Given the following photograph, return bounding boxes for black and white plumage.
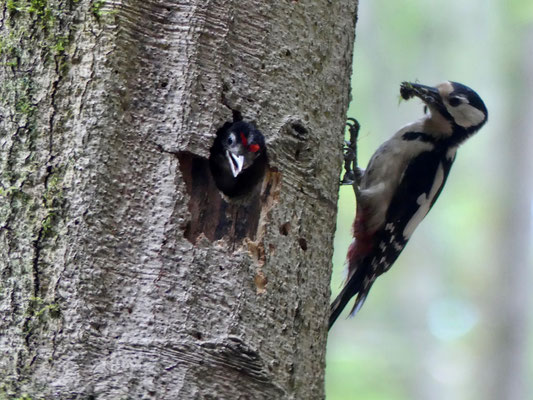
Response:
[209,121,267,199]
[329,81,488,329]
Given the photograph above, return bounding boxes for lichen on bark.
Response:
[0,0,358,398]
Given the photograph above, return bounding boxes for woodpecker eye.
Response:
[227,135,235,145]
[448,97,462,107]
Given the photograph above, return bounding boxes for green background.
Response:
[326,1,533,399]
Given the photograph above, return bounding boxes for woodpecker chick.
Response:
[209,121,267,199]
[329,81,488,329]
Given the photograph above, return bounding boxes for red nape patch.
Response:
[248,144,260,153]
[240,132,248,147]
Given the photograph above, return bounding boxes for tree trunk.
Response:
[485,25,533,400]
[0,0,357,398]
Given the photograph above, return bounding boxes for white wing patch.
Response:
[402,162,445,239]
[446,146,457,161]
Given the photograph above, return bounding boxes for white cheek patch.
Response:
[447,103,486,128]
[402,163,445,239]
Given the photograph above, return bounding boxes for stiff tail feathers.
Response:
[329,220,375,330]
[328,271,370,330]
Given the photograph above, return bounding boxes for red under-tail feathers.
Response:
[329,203,375,329]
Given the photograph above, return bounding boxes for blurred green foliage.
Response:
[326,1,533,399]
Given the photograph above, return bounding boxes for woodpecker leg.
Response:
[341,118,363,188]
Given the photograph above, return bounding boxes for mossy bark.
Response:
[0,0,357,398]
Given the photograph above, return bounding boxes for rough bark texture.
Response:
[0,0,357,398]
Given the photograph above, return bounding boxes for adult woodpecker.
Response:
[209,120,267,199]
[329,81,488,329]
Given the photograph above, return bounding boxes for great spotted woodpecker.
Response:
[209,121,267,199]
[329,81,488,329]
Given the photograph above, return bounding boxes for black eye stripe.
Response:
[448,97,462,107]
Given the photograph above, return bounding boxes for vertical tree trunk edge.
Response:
[0,1,358,398]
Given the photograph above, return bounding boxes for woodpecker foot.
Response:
[341,118,361,186]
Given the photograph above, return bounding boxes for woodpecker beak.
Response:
[226,150,245,177]
[401,82,443,106]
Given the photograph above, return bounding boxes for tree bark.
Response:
[0,0,357,398]
[484,25,533,400]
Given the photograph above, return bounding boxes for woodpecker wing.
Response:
[382,148,454,257]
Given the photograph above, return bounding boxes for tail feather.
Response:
[329,252,376,330]
[349,292,368,316]
[329,273,370,330]
[329,285,353,330]
[330,215,373,330]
